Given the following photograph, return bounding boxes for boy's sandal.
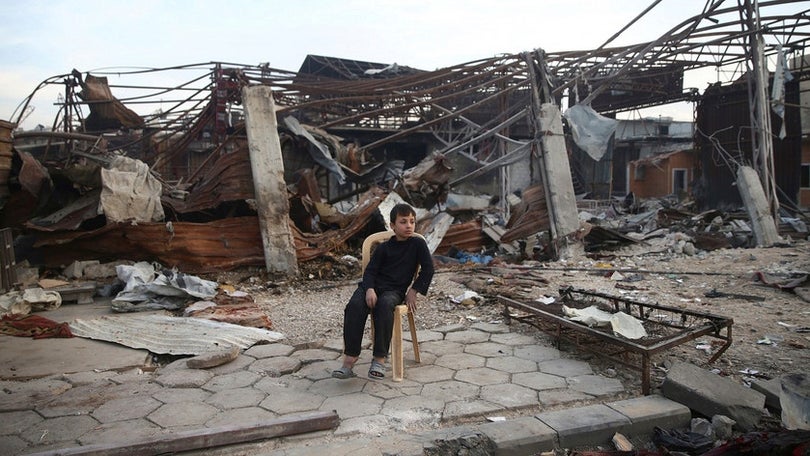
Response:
[368,360,385,379]
[331,366,356,379]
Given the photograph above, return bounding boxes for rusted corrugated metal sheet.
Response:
[500,184,550,243]
[163,141,254,214]
[435,219,485,256]
[32,217,266,273]
[31,187,387,272]
[79,74,145,130]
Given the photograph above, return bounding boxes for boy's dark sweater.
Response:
[361,236,434,295]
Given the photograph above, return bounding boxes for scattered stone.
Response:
[186,346,240,369]
[423,431,496,456]
[84,261,128,279]
[63,260,99,279]
[691,417,714,439]
[712,414,736,440]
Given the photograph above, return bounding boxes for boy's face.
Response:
[392,213,415,241]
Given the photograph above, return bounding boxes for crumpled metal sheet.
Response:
[283,116,346,184]
[69,314,284,355]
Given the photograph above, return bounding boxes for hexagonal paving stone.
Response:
[205,407,277,428]
[443,400,502,421]
[432,323,466,334]
[309,377,366,396]
[202,371,261,392]
[253,376,313,394]
[537,388,594,406]
[470,322,511,334]
[485,356,537,373]
[244,343,296,359]
[20,415,99,445]
[155,369,214,388]
[205,387,267,410]
[513,345,561,363]
[37,382,161,418]
[408,329,443,343]
[296,360,337,381]
[421,380,480,402]
[78,418,164,446]
[444,330,490,344]
[320,392,383,419]
[0,410,43,435]
[490,332,539,346]
[435,353,485,370]
[454,367,510,386]
[363,380,409,399]
[567,374,625,396]
[480,383,538,409]
[291,348,340,363]
[61,370,115,386]
[419,340,464,356]
[538,358,593,377]
[0,378,72,411]
[380,395,444,426]
[403,365,455,384]
[92,396,162,423]
[259,390,325,415]
[248,357,302,376]
[152,388,211,404]
[148,401,218,428]
[464,342,513,357]
[512,372,567,391]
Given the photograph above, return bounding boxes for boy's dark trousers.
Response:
[342,286,405,359]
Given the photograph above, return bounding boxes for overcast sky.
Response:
[0,1,795,129]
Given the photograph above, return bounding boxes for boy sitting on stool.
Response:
[332,203,434,380]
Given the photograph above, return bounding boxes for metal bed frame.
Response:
[499,286,733,394]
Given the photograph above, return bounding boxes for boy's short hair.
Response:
[389,203,416,224]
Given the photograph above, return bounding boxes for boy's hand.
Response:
[365,288,377,309]
[405,288,418,313]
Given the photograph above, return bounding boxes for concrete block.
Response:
[478,416,556,455]
[536,403,631,448]
[607,394,692,437]
[63,260,99,279]
[751,377,782,411]
[84,261,126,279]
[661,362,765,431]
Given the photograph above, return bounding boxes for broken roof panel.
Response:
[69,314,284,355]
[296,54,425,81]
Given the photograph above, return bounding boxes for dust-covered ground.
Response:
[212,237,810,394]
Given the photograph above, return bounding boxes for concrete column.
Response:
[736,165,779,247]
[242,85,299,275]
[537,103,581,254]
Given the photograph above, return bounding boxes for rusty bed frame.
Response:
[499,286,733,395]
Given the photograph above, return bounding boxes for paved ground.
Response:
[0,315,691,455]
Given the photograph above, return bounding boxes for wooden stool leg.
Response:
[407,311,420,363]
[392,305,405,382]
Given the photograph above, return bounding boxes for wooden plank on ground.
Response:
[28,410,339,456]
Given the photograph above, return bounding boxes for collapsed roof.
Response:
[2,0,809,272]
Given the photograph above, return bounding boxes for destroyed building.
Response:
[1,2,809,280]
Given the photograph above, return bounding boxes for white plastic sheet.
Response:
[563,104,617,161]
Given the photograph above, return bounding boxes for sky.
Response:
[0,0,797,129]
